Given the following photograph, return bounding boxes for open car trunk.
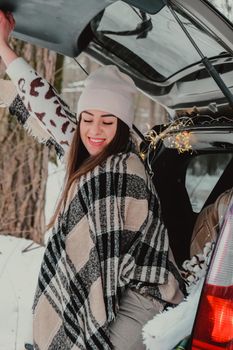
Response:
[1,0,233,119]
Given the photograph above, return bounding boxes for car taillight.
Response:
[207,295,233,343]
[191,203,233,350]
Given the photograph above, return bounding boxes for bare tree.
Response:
[0,39,60,244]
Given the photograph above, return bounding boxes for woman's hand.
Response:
[0,10,15,46]
[0,10,18,67]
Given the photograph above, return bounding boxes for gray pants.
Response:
[109,289,164,350]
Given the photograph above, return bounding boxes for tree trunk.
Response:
[0,39,58,244]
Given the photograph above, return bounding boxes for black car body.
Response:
[1,0,233,348]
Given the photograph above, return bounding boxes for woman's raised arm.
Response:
[0,11,76,156]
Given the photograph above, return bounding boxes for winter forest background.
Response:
[0,0,232,349]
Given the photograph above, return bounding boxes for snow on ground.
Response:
[0,236,45,349]
[0,162,64,350]
[186,174,219,212]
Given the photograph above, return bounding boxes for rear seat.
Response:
[190,187,233,257]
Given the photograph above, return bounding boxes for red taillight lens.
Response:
[207,294,233,343]
[191,204,233,349]
[192,285,233,349]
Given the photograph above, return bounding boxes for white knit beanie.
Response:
[77,65,137,129]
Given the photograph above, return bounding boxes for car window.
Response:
[92,1,226,81]
[207,0,233,24]
[186,153,233,212]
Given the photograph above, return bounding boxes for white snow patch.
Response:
[0,162,64,349]
[0,236,45,349]
[45,161,65,225]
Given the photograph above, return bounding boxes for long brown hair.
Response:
[47,116,130,228]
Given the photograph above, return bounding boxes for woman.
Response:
[0,11,185,350]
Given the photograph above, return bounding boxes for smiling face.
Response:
[79,109,118,156]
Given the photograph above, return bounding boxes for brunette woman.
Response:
[0,11,185,350]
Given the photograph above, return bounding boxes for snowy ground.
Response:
[0,236,45,350]
[0,162,65,350]
[186,173,219,212]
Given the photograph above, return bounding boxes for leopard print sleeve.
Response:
[6,57,77,155]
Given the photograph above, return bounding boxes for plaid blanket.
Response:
[33,149,184,349]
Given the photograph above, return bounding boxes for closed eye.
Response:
[83,119,92,123]
[103,122,113,125]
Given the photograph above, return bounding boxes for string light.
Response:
[140,117,193,164]
[173,130,192,153]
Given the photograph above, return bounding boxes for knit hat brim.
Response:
[77,88,134,129]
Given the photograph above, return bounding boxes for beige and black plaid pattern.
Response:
[33,151,184,350]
